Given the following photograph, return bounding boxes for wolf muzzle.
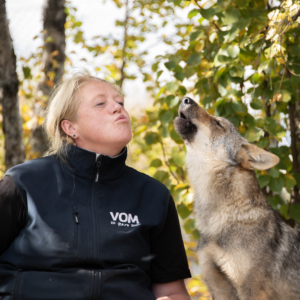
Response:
[174,97,198,142]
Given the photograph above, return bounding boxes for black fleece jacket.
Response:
[0,144,191,300]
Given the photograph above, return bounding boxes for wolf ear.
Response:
[237,144,280,170]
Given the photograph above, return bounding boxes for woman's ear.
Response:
[237,144,280,170]
[61,120,77,138]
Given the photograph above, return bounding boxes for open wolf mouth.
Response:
[174,107,197,142]
[180,111,187,119]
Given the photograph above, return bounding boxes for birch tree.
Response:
[0,0,24,170]
[31,0,66,156]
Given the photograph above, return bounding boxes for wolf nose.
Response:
[182,97,195,105]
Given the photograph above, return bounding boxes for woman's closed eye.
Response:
[96,102,104,106]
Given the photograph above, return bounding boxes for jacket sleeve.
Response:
[149,195,191,283]
[0,175,27,255]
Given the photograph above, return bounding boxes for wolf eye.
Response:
[215,120,223,128]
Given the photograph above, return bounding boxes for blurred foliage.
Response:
[1,0,300,299]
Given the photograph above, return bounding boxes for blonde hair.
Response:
[43,70,122,162]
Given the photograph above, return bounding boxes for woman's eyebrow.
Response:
[90,94,106,102]
[114,94,124,100]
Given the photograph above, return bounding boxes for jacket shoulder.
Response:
[5,155,60,182]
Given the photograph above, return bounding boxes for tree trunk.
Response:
[0,0,25,170]
[39,0,66,96]
[289,90,300,205]
[32,0,66,156]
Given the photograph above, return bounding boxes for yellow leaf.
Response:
[51,50,59,57]
[266,27,277,40]
[46,80,55,88]
[175,183,189,191]
[268,9,280,20]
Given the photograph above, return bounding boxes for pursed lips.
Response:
[114,114,128,122]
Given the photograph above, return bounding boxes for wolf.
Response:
[174,97,300,300]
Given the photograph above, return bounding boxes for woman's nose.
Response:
[111,101,123,114]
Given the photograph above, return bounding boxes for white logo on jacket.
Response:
[110,212,140,227]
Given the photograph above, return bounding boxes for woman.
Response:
[0,71,191,300]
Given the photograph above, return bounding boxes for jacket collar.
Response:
[62,143,127,181]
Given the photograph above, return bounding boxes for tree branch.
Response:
[159,139,180,184]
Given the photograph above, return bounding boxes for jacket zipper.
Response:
[73,205,79,224]
[90,156,102,260]
[95,157,102,182]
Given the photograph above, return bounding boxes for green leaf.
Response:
[236,17,252,29]
[279,204,289,220]
[250,98,263,110]
[289,204,300,222]
[265,121,285,138]
[187,53,201,66]
[157,71,163,80]
[170,128,183,144]
[218,55,235,63]
[229,65,244,78]
[160,110,174,124]
[190,31,201,41]
[165,61,177,71]
[228,115,240,127]
[174,183,189,193]
[227,44,240,58]
[192,229,200,239]
[152,62,159,72]
[285,173,296,190]
[22,67,32,79]
[244,127,262,142]
[267,195,284,210]
[145,132,158,145]
[258,174,270,188]
[153,170,169,183]
[74,31,83,43]
[165,95,179,108]
[222,8,241,25]
[269,167,280,178]
[200,7,216,20]
[269,174,285,193]
[188,9,200,18]
[150,159,162,168]
[183,219,196,234]
[178,86,187,95]
[177,204,192,219]
[156,86,165,99]
[165,82,179,93]
[232,101,247,116]
[257,138,269,149]
[162,125,169,138]
[174,72,186,81]
[257,61,269,74]
[209,32,217,43]
[281,90,292,103]
[171,147,185,167]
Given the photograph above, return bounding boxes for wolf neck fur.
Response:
[186,153,270,238]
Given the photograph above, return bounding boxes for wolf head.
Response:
[174,97,279,171]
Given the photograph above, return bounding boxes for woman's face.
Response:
[65,80,132,156]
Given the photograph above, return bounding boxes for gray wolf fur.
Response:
[174,97,300,300]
